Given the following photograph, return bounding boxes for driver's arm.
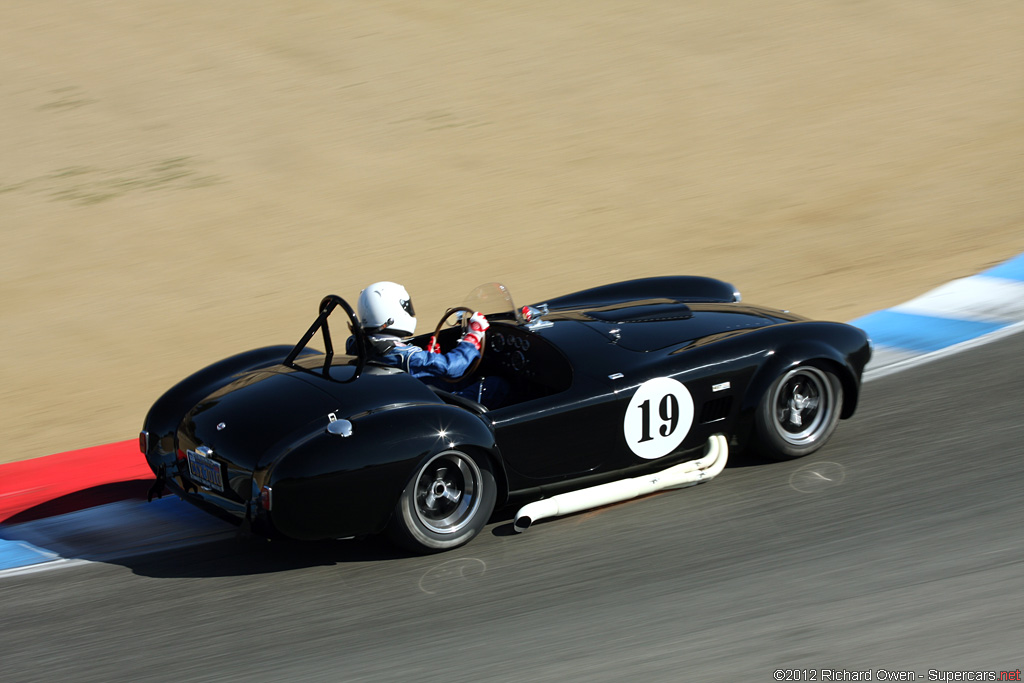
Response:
[409,312,488,380]
[407,341,479,380]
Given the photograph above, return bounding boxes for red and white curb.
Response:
[0,442,235,575]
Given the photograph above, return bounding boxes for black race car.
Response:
[141,277,871,553]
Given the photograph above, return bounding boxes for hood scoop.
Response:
[584,301,693,324]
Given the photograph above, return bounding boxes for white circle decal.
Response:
[623,377,695,459]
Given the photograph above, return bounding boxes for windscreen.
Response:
[462,282,519,322]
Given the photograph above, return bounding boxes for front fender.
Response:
[735,323,868,449]
[264,403,499,541]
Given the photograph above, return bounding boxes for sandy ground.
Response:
[2,1,1022,465]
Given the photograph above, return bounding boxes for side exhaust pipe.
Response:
[513,434,728,533]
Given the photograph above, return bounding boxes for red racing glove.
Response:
[426,336,441,354]
[461,312,489,351]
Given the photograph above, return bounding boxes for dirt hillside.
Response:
[2,1,1022,464]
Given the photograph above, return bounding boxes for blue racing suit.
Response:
[352,332,508,408]
[364,333,479,381]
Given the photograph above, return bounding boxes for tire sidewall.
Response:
[755,365,843,460]
[390,450,497,553]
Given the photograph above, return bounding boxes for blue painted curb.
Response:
[981,252,1024,281]
[852,252,1024,377]
[852,310,1010,354]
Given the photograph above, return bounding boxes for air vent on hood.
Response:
[585,302,693,324]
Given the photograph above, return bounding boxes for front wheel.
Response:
[753,365,843,461]
[388,450,496,553]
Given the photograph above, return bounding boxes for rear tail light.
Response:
[259,486,273,512]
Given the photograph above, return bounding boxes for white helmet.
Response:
[357,281,417,336]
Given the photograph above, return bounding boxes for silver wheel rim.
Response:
[771,367,834,447]
[413,451,483,535]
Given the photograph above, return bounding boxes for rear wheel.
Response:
[754,365,843,461]
[388,449,496,553]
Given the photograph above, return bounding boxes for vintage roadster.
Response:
[140,277,870,552]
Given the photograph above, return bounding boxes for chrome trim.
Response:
[327,419,353,437]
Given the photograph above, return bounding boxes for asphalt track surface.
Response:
[2,332,1021,682]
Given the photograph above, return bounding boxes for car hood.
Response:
[549,300,806,352]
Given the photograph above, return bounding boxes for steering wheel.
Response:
[431,306,485,383]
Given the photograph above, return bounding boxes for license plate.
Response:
[186,449,225,492]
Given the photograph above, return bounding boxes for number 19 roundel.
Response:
[623,377,695,459]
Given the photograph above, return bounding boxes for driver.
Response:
[356,281,489,382]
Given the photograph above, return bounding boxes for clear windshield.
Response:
[462,282,520,322]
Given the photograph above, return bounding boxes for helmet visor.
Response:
[401,297,415,318]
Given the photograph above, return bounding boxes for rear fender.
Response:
[266,404,502,540]
[141,345,318,469]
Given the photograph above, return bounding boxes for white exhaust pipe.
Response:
[513,434,728,533]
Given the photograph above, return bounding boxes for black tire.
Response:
[388,449,496,553]
[753,365,843,461]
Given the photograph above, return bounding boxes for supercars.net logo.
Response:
[773,669,1021,681]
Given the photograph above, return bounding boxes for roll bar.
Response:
[283,294,366,381]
